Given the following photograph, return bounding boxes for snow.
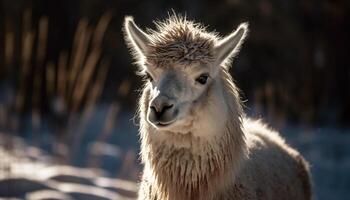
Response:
[1,106,349,199]
[282,126,350,200]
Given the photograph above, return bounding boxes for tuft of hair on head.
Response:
[146,12,219,66]
[214,22,249,69]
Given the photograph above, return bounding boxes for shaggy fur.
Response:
[147,16,216,65]
[124,14,312,200]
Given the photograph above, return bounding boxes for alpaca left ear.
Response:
[214,23,248,68]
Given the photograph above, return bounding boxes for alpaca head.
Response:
[124,14,248,136]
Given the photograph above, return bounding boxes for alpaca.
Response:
[123,14,312,200]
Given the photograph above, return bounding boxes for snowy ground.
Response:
[0,106,349,199]
[282,126,350,200]
[0,136,138,200]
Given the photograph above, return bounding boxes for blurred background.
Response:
[0,0,349,199]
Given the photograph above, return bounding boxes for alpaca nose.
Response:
[150,95,175,119]
[150,103,174,119]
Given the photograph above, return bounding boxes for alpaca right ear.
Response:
[124,16,151,57]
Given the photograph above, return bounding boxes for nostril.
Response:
[163,104,174,110]
[150,106,158,113]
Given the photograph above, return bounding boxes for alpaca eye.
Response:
[144,72,153,82]
[196,74,209,85]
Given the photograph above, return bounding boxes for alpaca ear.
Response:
[214,22,248,68]
[124,16,151,57]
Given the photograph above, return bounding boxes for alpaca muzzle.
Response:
[148,96,177,127]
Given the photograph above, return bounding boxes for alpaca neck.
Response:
[140,68,247,199]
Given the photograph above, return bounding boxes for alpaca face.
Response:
[143,61,216,131]
[124,15,248,134]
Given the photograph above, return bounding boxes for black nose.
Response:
[150,104,174,118]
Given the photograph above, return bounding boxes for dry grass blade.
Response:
[118,150,136,178]
[92,12,112,48]
[71,48,101,112]
[5,31,15,68]
[70,12,112,112]
[21,9,33,75]
[46,62,56,98]
[85,58,110,108]
[21,31,34,77]
[31,16,49,132]
[101,103,120,140]
[58,51,68,100]
[31,109,41,132]
[0,104,7,128]
[16,12,35,114]
[32,69,42,131]
[22,9,32,35]
[71,58,110,161]
[117,80,131,97]
[68,20,91,98]
[36,16,48,66]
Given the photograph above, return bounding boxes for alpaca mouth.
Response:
[156,123,169,127]
[151,117,177,128]
[155,121,173,127]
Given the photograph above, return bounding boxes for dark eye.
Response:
[144,72,153,82]
[196,74,209,85]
